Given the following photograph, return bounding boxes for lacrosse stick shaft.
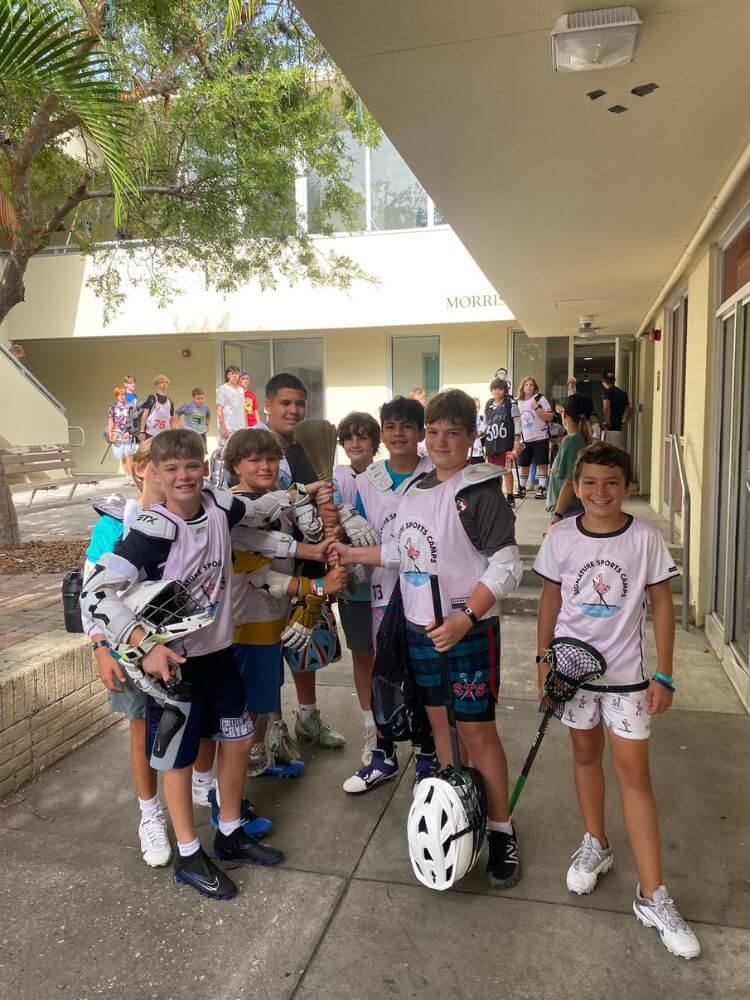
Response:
[429,575,462,772]
[508,709,553,815]
[100,442,112,465]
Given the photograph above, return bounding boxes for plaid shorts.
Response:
[406,619,501,722]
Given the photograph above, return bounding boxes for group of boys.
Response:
[80,372,700,960]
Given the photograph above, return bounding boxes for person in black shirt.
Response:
[264,373,346,753]
[600,371,632,449]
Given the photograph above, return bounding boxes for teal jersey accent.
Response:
[86,515,124,563]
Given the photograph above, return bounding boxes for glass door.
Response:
[712,316,736,626]
[731,304,750,662]
[662,298,687,517]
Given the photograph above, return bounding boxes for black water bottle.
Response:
[62,570,84,633]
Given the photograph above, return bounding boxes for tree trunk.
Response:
[0,241,31,327]
[0,463,21,550]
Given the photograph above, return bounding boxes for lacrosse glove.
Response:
[280,595,326,651]
[288,483,324,542]
[338,505,380,547]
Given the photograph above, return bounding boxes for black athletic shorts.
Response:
[518,438,549,468]
[146,645,253,770]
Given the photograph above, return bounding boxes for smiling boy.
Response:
[534,442,699,958]
[81,429,295,899]
[333,390,524,886]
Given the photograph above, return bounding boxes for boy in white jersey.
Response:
[332,390,524,887]
[341,397,435,795]
[333,412,381,764]
[534,442,700,959]
[226,429,346,778]
[80,429,306,900]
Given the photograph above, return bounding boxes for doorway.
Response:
[572,342,616,420]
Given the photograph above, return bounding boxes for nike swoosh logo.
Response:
[186,874,220,891]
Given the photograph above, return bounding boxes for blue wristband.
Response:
[652,673,675,692]
[652,671,674,685]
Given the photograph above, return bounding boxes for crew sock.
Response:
[192,767,214,788]
[218,817,243,837]
[363,710,375,728]
[178,837,201,858]
[297,703,317,723]
[138,794,160,818]
[487,819,513,835]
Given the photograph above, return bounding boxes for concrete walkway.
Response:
[1,617,747,1000]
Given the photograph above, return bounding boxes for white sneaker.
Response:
[361,724,377,765]
[342,748,398,795]
[191,776,214,808]
[138,808,172,867]
[633,885,701,959]
[566,833,613,894]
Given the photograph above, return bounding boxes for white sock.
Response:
[363,710,375,728]
[177,837,201,857]
[297,703,317,723]
[218,817,243,837]
[138,794,160,818]
[539,475,548,487]
[487,819,513,835]
[192,767,214,787]
[519,476,528,488]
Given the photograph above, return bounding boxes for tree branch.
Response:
[42,175,93,234]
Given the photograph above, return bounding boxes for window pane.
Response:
[223,341,271,407]
[714,317,735,619]
[370,135,428,231]
[306,133,366,234]
[433,202,447,226]
[272,338,324,418]
[513,331,570,404]
[732,305,750,662]
[391,335,439,399]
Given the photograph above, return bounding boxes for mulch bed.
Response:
[0,540,87,575]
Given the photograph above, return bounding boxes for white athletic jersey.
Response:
[533,515,679,688]
[518,395,551,443]
[145,396,172,436]
[394,469,496,626]
[356,457,433,608]
[153,493,234,656]
[333,463,358,507]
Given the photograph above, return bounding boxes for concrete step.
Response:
[502,585,683,620]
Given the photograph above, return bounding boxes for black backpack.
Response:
[371,583,429,744]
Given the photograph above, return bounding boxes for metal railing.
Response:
[667,433,691,631]
[1,342,67,414]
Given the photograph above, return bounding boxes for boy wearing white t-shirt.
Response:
[534,442,700,960]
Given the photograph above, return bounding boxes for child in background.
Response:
[123,375,138,407]
[139,374,177,440]
[534,442,700,959]
[177,388,210,446]
[333,389,524,887]
[333,412,381,762]
[239,372,259,427]
[341,396,433,795]
[484,378,521,509]
[226,429,345,779]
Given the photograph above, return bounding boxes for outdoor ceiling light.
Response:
[551,6,641,73]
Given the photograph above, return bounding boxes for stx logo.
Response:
[137,513,158,524]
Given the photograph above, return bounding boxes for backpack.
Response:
[371,583,429,744]
[127,401,147,439]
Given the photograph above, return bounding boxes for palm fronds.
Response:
[0,0,135,221]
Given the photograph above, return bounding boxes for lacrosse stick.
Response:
[508,637,606,814]
[293,419,341,553]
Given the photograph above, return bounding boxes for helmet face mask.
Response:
[407,764,487,891]
[121,580,216,641]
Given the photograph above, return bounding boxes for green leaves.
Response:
[0,0,135,220]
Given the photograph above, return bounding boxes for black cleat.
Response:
[515,485,526,499]
[505,493,516,509]
[173,846,237,900]
[534,486,547,500]
[486,827,520,888]
[214,827,284,866]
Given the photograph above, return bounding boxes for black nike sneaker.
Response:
[505,492,516,509]
[173,846,237,900]
[515,485,526,499]
[486,827,520,888]
[214,827,284,866]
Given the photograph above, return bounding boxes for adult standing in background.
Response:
[239,371,259,427]
[601,370,631,448]
[216,365,246,444]
[516,376,554,500]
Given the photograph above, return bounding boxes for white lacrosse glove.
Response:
[247,566,292,600]
[242,490,293,527]
[288,483,324,542]
[338,505,380,547]
[280,595,325,651]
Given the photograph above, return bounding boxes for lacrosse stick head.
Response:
[407,764,487,891]
[540,637,607,718]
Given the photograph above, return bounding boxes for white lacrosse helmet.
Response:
[407,769,486,891]
[121,580,216,643]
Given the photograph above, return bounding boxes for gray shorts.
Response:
[108,671,148,720]
[338,599,373,653]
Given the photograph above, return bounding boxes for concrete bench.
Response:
[1,444,99,507]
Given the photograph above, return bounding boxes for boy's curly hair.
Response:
[336,411,381,450]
